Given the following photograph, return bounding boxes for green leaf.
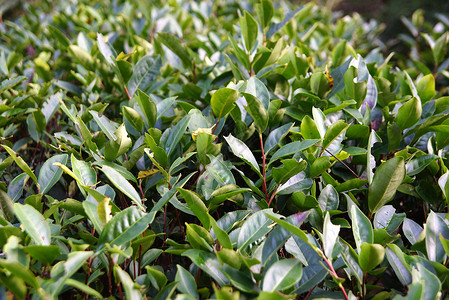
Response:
[104,123,132,161]
[135,89,157,128]
[68,45,94,71]
[175,265,198,298]
[127,55,162,97]
[256,0,274,30]
[0,189,14,222]
[301,115,321,140]
[2,145,39,190]
[269,139,320,166]
[368,157,406,213]
[23,245,60,265]
[146,266,168,290]
[38,154,67,195]
[272,159,307,185]
[64,279,103,299]
[262,258,303,292]
[242,92,268,133]
[100,165,143,210]
[71,155,96,187]
[238,209,276,251]
[89,111,118,142]
[322,213,340,258]
[224,134,261,177]
[222,265,259,294]
[166,114,191,157]
[264,123,293,155]
[349,203,373,252]
[182,249,228,286]
[98,206,151,247]
[417,74,435,104]
[310,156,331,178]
[158,32,192,69]
[50,251,93,296]
[318,184,339,212]
[322,120,348,152]
[396,97,422,130]
[426,211,449,263]
[147,173,195,224]
[210,216,233,249]
[115,265,142,299]
[405,154,438,176]
[385,244,412,286]
[240,11,259,52]
[177,188,211,230]
[0,261,39,289]
[211,88,239,120]
[358,243,385,273]
[310,72,330,99]
[267,5,308,39]
[122,106,144,132]
[97,32,115,64]
[7,173,28,203]
[0,76,26,93]
[14,203,50,246]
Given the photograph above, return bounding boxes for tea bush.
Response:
[1,0,449,299]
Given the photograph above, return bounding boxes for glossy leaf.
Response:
[240,11,259,52]
[38,154,67,195]
[127,55,162,97]
[224,134,261,176]
[100,165,143,210]
[211,88,239,119]
[368,157,406,213]
[358,243,385,272]
[177,188,211,230]
[158,32,192,69]
[14,204,50,246]
[262,259,303,292]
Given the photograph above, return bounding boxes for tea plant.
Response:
[1,0,449,299]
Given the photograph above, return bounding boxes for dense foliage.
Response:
[1,0,449,299]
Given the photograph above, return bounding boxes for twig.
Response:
[315,144,360,179]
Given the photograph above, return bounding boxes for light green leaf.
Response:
[100,165,143,210]
[98,206,151,247]
[177,188,211,230]
[211,88,239,120]
[114,265,142,300]
[14,204,50,246]
[240,11,259,52]
[358,243,385,273]
[2,145,39,189]
[242,92,268,133]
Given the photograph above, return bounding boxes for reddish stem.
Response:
[322,256,349,300]
[125,87,131,100]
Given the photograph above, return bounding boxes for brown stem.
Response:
[316,144,360,179]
